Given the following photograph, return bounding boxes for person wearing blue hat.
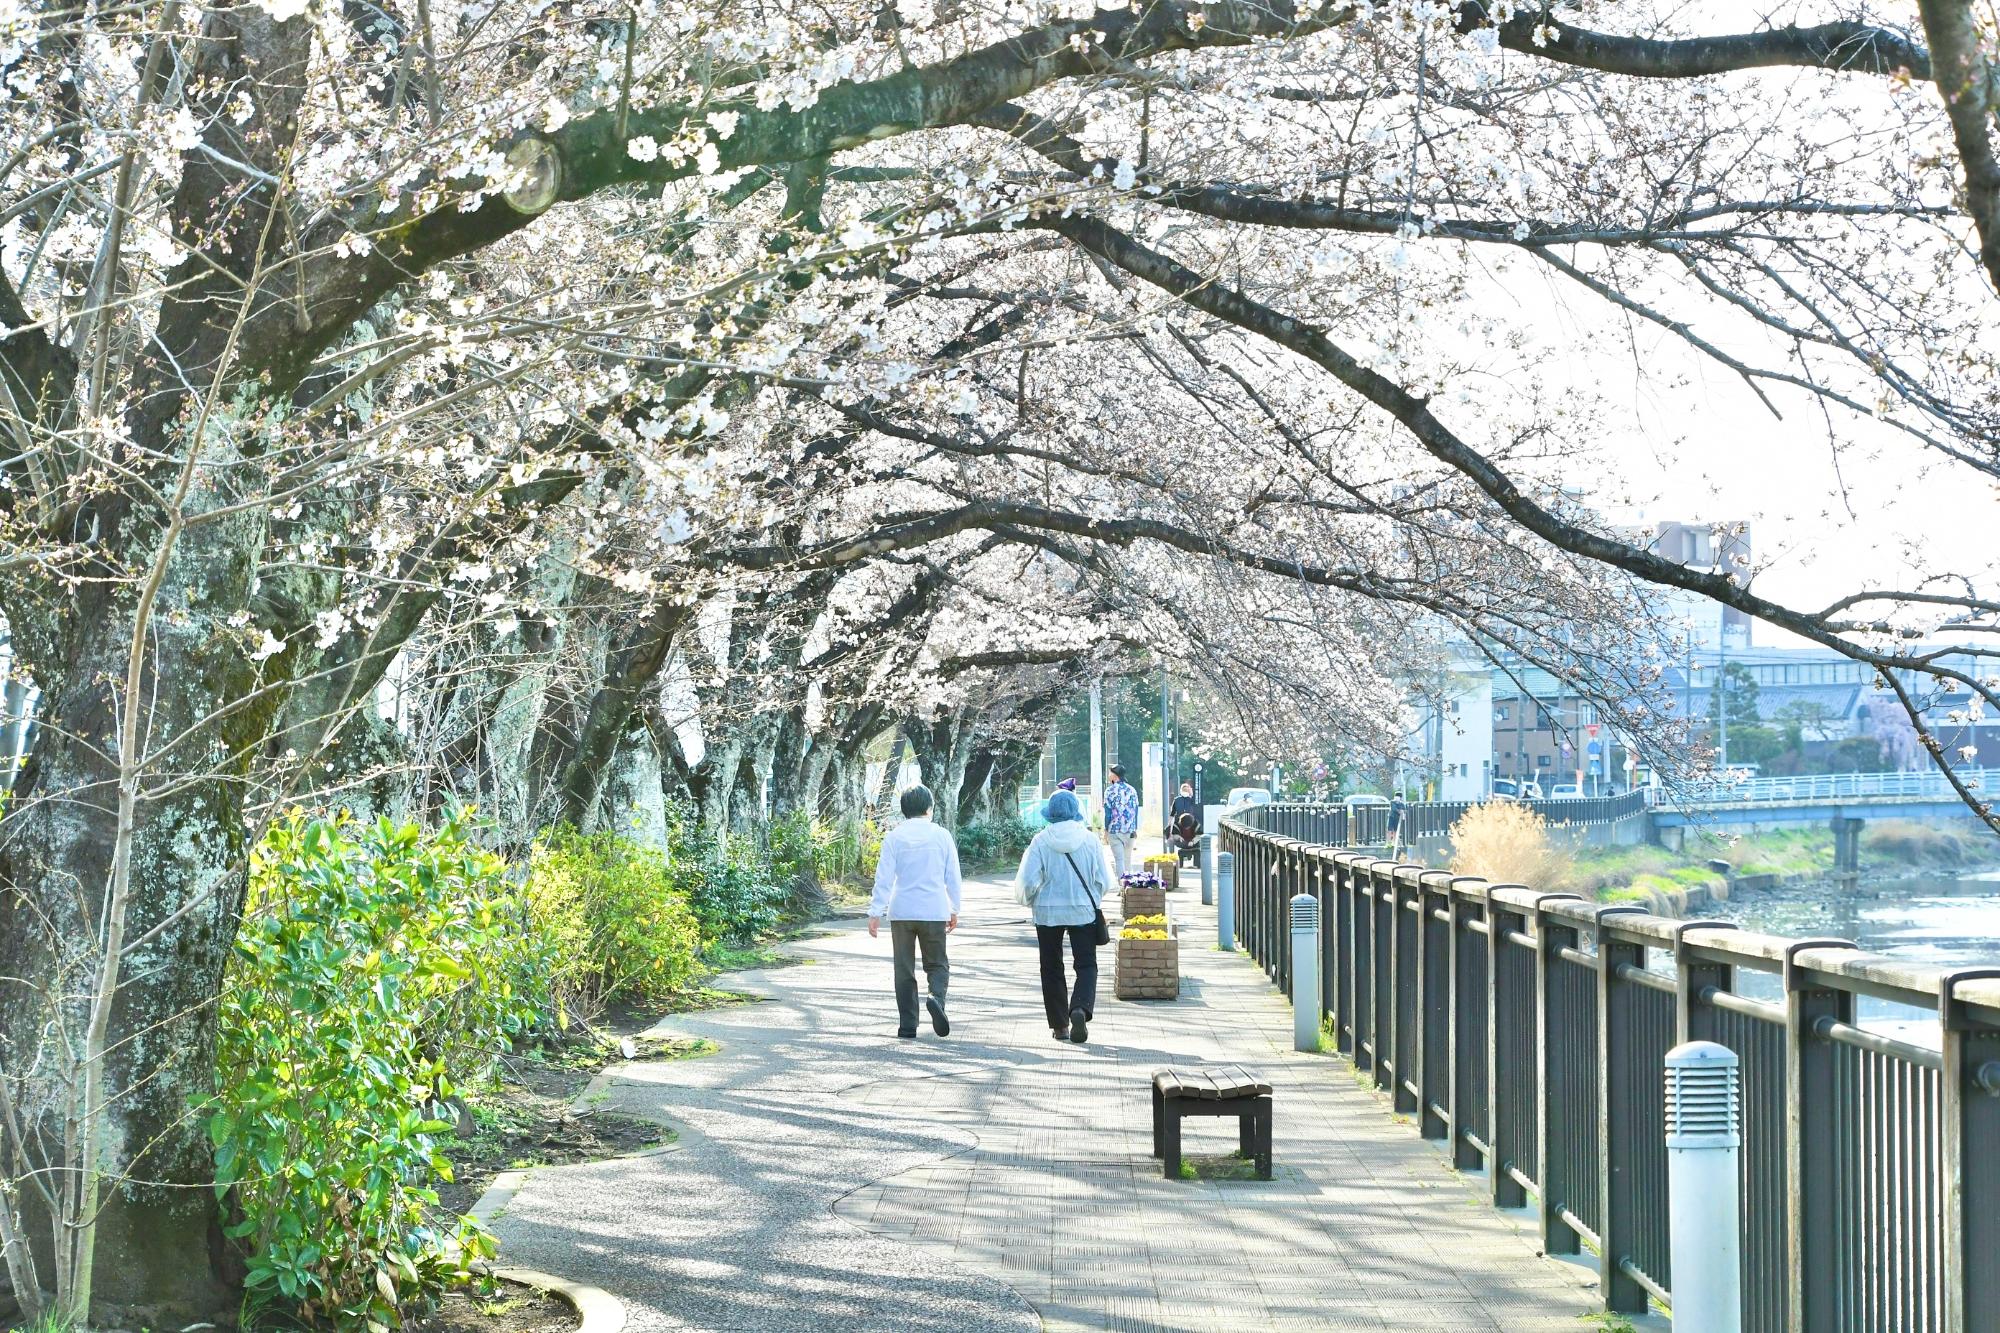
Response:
[1014,788,1116,1042]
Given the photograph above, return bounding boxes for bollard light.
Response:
[1200,834,1217,905]
[1290,891,1321,1052]
[1666,1040,1742,1332]
[1217,851,1235,952]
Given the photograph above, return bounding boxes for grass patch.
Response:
[1174,1152,1265,1182]
[1864,819,1999,868]
[703,941,808,971]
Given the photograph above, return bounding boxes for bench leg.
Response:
[1238,1110,1254,1158]
[1162,1102,1182,1181]
[1151,1083,1163,1159]
[1253,1096,1273,1180]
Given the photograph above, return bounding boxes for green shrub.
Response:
[955,817,1034,867]
[526,827,705,1008]
[213,813,537,1329]
[661,802,788,945]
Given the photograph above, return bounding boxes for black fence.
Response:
[1257,793,1647,846]
[1221,806,2000,1330]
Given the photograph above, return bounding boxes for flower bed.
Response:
[1116,913,1180,1000]
[1120,883,1166,921]
[1143,853,1179,891]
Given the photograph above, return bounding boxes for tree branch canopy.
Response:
[1455,4,1932,81]
[264,0,1356,392]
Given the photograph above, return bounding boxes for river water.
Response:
[1697,868,2000,1030]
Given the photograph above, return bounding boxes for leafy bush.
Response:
[1448,801,1572,890]
[213,813,537,1329]
[526,826,705,1008]
[954,817,1034,867]
[662,802,789,945]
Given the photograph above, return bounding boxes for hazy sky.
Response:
[1483,254,1999,644]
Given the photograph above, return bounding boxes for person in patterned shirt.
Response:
[1102,764,1140,876]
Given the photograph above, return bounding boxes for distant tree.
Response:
[1829,737,1888,773]
[1728,725,1786,768]
[1709,663,1762,733]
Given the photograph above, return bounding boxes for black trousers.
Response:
[1035,923,1098,1028]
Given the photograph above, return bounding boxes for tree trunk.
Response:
[0,544,268,1321]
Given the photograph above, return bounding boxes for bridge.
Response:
[1221,802,2000,1330]
[1649,767,1997,856]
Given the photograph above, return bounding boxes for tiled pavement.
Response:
[487,857,1625,1331]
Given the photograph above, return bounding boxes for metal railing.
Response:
[1680,767,1999,807]
[1255,794,1646,845]
[1222,805,2000,1330]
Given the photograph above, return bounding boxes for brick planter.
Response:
[1120,884,1166,921]
[1115,921,1180,1001]
[1148,860,1180,892]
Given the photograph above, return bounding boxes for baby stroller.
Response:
[1169,812,1202,867]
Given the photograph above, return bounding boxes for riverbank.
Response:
[1570,820,1999,906]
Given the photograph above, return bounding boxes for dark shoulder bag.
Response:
[1062,850,1112,945]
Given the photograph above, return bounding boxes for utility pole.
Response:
[1718,641,1730,771]
[1159,662,1171,837]
[1089,679,1104,822]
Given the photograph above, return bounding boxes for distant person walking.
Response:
[1388,794,1408,853]
[869,786,962,1039]
[1102,764,1139,876]
[1016,790,1116,1043]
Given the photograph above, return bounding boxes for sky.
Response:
[1480,252,2000,644]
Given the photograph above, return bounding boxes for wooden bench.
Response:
[1151,1065,1272,1180]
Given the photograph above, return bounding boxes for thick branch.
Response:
[1917,0,2000,293]
[1456,4,1931,80]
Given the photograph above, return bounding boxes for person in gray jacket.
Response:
[1015,789,1117,1043]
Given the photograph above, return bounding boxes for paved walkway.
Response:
[485,864,1609,1331]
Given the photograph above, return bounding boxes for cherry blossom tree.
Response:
[3,0,1997,1320]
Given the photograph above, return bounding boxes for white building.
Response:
[1405,669,1494,801]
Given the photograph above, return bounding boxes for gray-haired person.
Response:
[869,785,963,1039]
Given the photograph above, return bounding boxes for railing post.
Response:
[1317,856,1336,1026]
[1273,846,1291,991]
[1783,937,1857,1331]
[1939,969,2000,1331]
[1448,876,1488,1171]
[1535,893,1587,1257]
[1597,906,1652,1315]
[1332,855,1354,1056]
[1415,870,1454,1141]
[1388,866,1420,1115]
[1673,919,1734,1045]
[1370,861,1395,1096]
[1353,857,1375,1075]
[1486,885,1533,1210]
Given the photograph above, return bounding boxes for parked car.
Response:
[1548,782,1584,800]
[1490,779,1543,800]
[1341,793,1389,808]
[1224,787,1274,810]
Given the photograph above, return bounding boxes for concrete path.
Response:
[485,866,1610,1331]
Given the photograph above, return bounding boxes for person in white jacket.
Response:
[869,785,962,1039]
[1015,789,1116,1043]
